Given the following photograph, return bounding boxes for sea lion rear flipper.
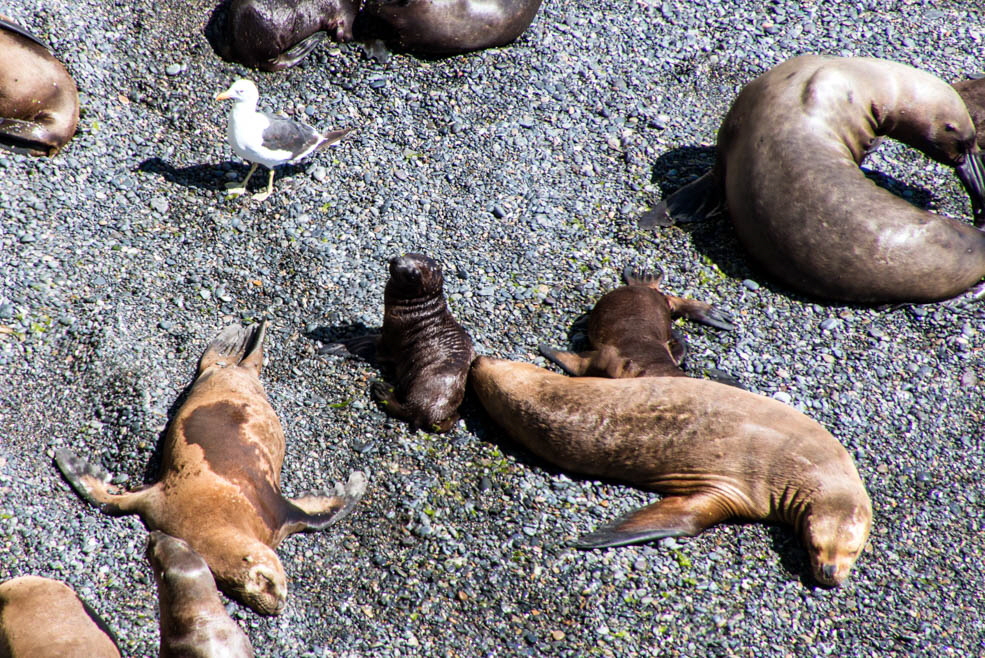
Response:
[621,265,664,288]
[575,495,728,549]
[639,172,722,229]
[955,151,985,226]
[199,321,267,375]
[666,295,735,331]
[319,334,379,364]
[0,118,60,156]
[53,448,153,517]
[284,471,368,533]
[270,31,328,70]
[538,344,592,376]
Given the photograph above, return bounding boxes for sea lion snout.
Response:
[241,559,288,615]
[802,495,872,587]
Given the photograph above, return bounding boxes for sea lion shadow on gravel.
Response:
[137,157,311,194]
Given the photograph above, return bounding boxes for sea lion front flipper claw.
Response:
[538,344,591,376]
[287,471,368,532]
[575,495,728,549]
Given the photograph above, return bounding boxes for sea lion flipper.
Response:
[0,118,60,156]
[666,295,735,331]
[199,321,266,374]
[621,265,664,288]
[271,31,328,70]
[955,151,985,226]
[319,334,379,364]
[575,495,727,549]
[639,172,722,229]
[538,344,591,376]
[53,449,153,516]
[668,328,687,365]
[285,471,368,532]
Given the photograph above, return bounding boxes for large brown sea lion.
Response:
[0,576,121,657]
[953,76,985,149]
[469,357,873,586]
[360,0,543,55]
[643,55,985,304]
[0,17,79,156]
[539,265,734,379]
[205,0,359,71]
[147,531,254,658]
[324,253,475,433]
[55,322,367,615]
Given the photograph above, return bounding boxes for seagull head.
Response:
[215,79,259,106]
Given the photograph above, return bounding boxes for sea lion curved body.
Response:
[56,322,367,615]
[648,55,985,303]
[539,266,733,379]
[0,576,121,657]
[147,531,254,658]
[469,357,872,586]
[361,0,543,55]
[206,0,358,71]
[0,18,79,156]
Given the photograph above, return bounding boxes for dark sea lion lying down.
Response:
[470,357,872,586]
[56,322,367,615]
[644,55,985,304]
[0,17,79,156]
[539,265,734,379]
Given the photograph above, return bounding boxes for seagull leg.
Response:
[225,162,258,196]
[251,168,275,202]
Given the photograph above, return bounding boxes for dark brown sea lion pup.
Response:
[360,0,543,55]
[0,576,121,657]
[325,253,475,432]
[643,55,985,304]
[55,321,367,616]
[539,265,734,379]
[0,17,79,156]
[147,531,254,658]
[206,0,359,71]
[953,76,985,149]
[469,357,873,586]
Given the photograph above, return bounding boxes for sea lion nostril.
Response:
[822,564,838,580]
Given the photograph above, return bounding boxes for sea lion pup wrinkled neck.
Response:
[469,357,872,586]
[0,17,79,156]
[360,0,543,55]
[147,531,254,658]
[55,321,368,615]
[0,576,121,657]
[643,55,985,304]
[206,0,358,71]
[539,265,734,379]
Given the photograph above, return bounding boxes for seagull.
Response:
[215,79,352,201]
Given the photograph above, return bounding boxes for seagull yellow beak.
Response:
[215,89,233,101]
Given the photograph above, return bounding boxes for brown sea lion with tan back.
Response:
[55,321,367,615]
[643,55,985,304]
[0,17,79,156]
[539,265,734,379]
[469,357,872,586]
[0,576,121,657]
[147,531,254,657]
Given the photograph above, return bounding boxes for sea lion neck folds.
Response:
[55,322,367,615]
[469,356,872,586]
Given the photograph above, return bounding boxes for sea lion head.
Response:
[146,531,217,601]
[211,540,288,615]
[800,491,872,587]
[386,253,444,299]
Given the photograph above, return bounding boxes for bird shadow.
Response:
[645,145,944,307]
[136,157,310,193]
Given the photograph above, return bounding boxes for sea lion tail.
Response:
[199,321,267,375]
[639,172,723,228]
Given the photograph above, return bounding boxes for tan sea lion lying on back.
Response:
[56,322,367,615]
[470,356,872,586]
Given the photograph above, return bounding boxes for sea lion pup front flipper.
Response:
[622,265,735,331]
[575,494,731,549]
[639,172,724,228]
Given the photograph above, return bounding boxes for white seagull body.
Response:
[215,79,352,201]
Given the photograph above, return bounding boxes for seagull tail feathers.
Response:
[317,127,355,151]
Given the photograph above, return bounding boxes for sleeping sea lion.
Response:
[643,55,985,304]
[469,356,873,586]
[539,265,734,379]
[55,321,367,615]
[147,531,254,658]
[0,576,121,657]
[0,17,79,156]
[360,0,543,55]
[324,254,475,433]
[953,76,985,149]
[205,0,359,71]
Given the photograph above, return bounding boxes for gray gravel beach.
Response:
[1,0,984,655]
